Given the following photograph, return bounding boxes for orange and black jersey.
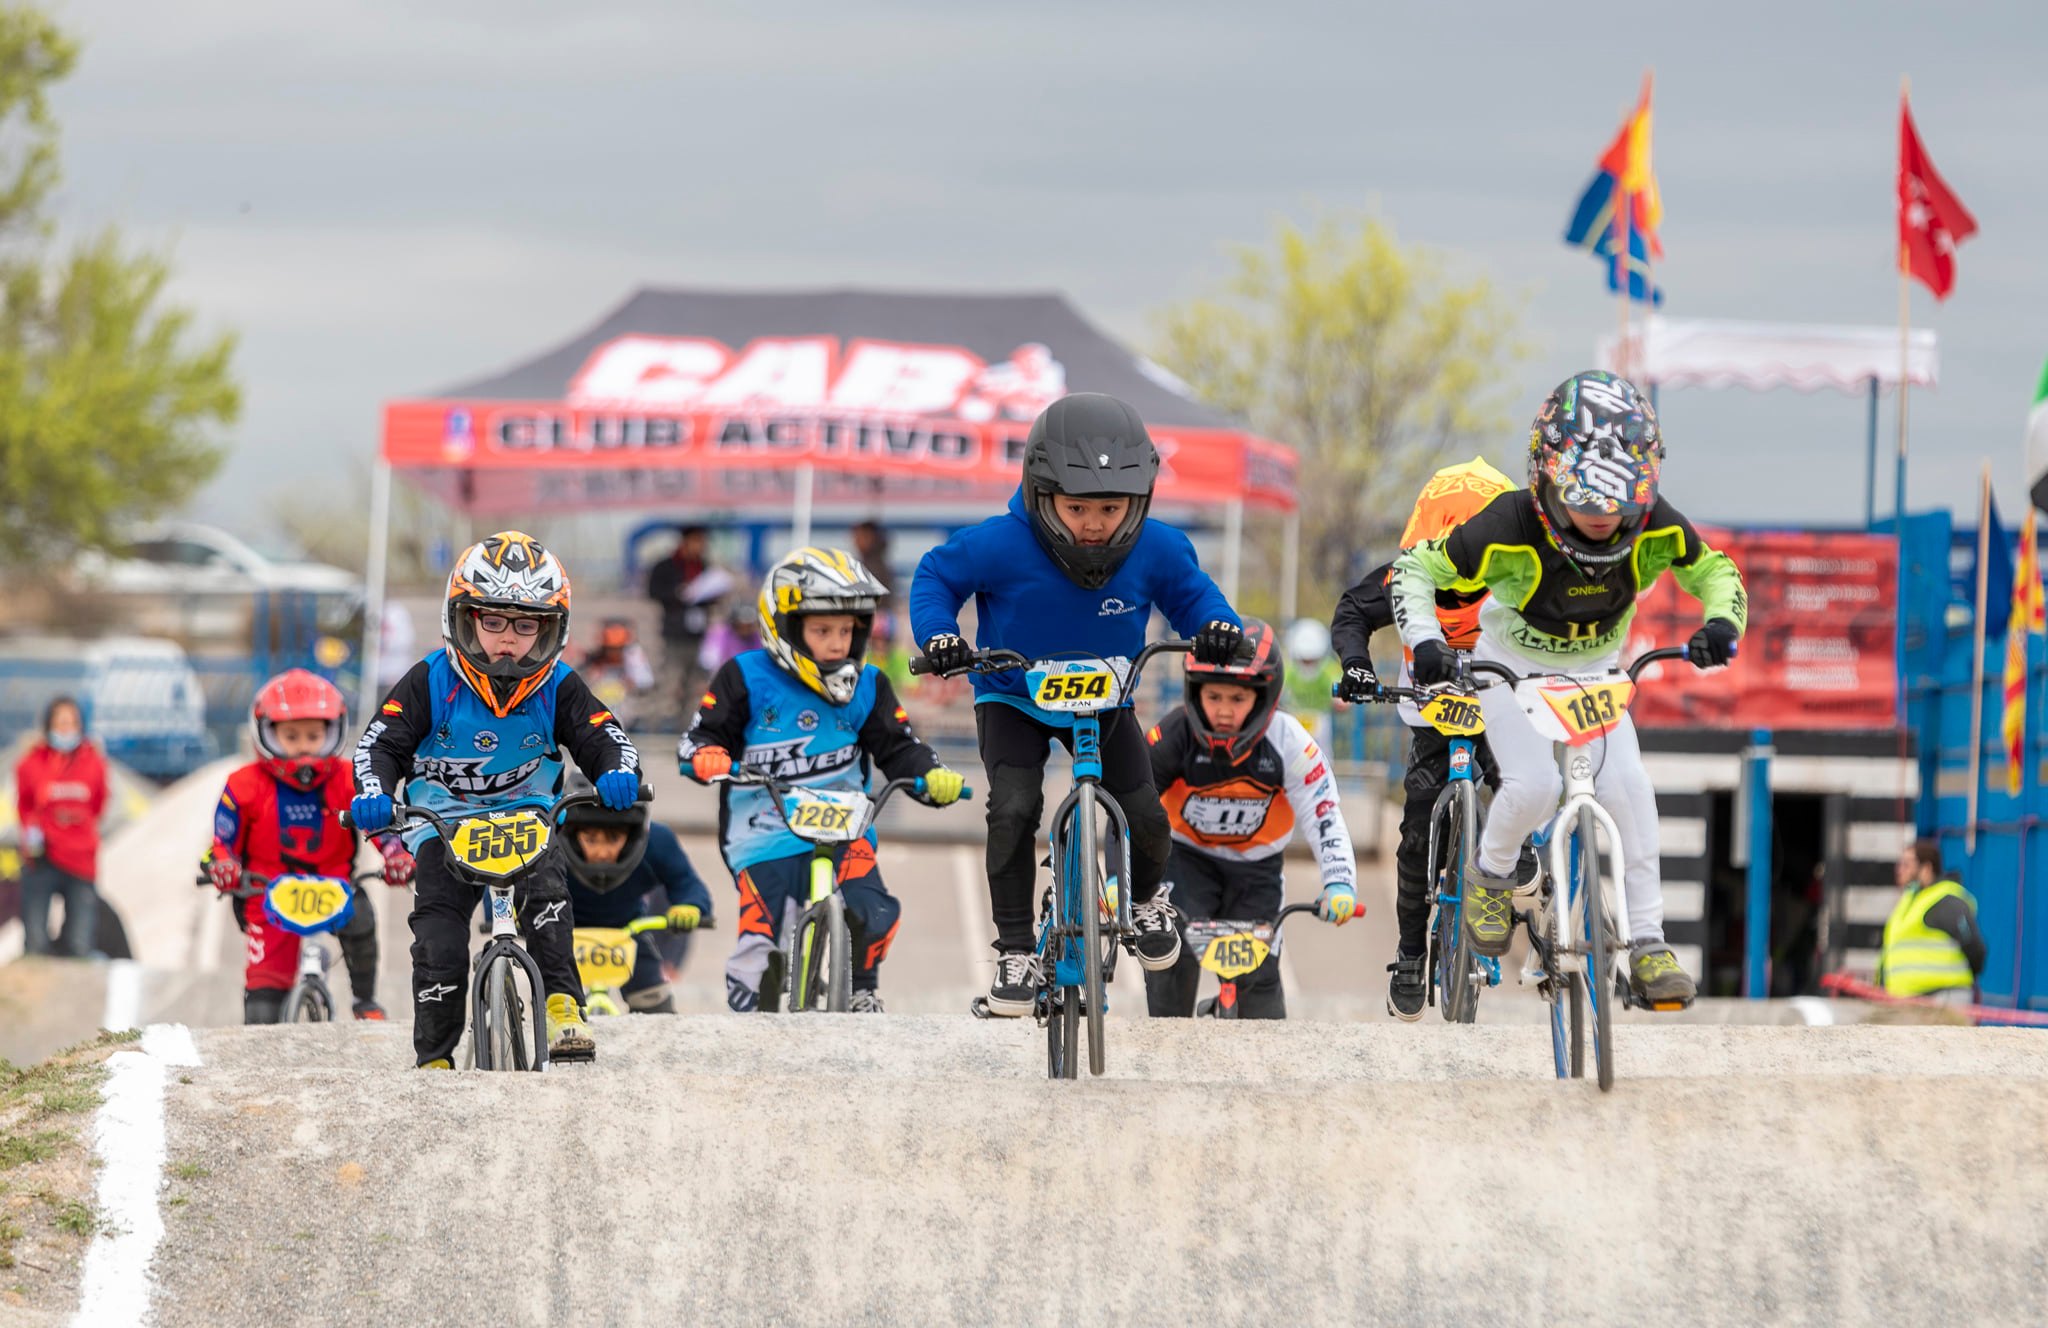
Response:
[1147,707,1355,884]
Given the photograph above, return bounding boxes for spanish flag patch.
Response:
[893,706,909,724]
[700,692,717,709]
[589,710,615,726]
[380,699,403,716]
[1147,725,1162,744]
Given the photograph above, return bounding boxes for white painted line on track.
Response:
[951,846,987,987]
[102,959,143,1032]
[1788,996,1836,1026]
[73,1023,201,1328]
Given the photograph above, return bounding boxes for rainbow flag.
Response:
[1563,73,1664,304]
[2002,506,2044,795]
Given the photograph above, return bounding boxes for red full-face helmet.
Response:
[251,669,346,789]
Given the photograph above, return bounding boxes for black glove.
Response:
[1687,618,1740,668]
[920,632,973,676]
[1193,619,1245,666]
[1411,640,1458,686]
[1338,657,1379,703]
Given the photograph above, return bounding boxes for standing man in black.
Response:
[645,524,728,724]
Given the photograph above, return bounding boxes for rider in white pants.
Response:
[1390,371,1746,1009]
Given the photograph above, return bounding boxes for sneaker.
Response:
[1128,896,1182,971]
[987,951,1040,1018]
[416,1058,453,1071]
[351,1000,387,1021]
[545,993,597,1062]
[1386,952,1427,1022]
[1629,944,1697,1009]
[1461,863,1517,957]
[849,989,885,1014]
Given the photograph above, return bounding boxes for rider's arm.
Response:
[676,658,752,773]
[553,668,643,783]
[1659,500,1750,635]
[908,526,984,645]
[1146,523,1240,638]
[644,823,715,914]
[353,660,435,799]
[210,768,254,862]
[1275,712,1355,887]
[857,673,941,783]
[1145,708,1192,790]
[1331,561,1396,665]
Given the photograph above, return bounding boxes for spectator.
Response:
[1281,618,1343,748]
[14,697,108,958]
[851,519,900,661]
[645,525,732,719]
[1877,839,1984,1009]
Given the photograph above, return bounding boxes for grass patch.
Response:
[168,1161,210,1181]
[0,1028,135,1297]
[0,1131,67,1171]
[49,1201,97,1238]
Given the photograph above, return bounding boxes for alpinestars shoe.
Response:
[849,989,885,1014]
[545,993,596,1062]
[1128,896,1182,971]
[1629,944,1697,1009]
[987,951,1040,1018]
[1386,952,1427,1022]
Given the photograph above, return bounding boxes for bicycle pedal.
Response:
[969,997,991,1020]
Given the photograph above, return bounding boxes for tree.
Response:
[1154,215,1524,619]
[0,5,239,567]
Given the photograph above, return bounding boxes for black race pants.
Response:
[977,703,1171,954]
[407,838,581,1065]
[1144,846,1286,1019]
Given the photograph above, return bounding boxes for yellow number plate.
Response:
[1535,679,1635,746]
[264,874,353,935]
[781,790,868,843]
[1419,692,1485,737]
[1196,930,1269,979]
[445,811,552,877]
[573,927,638,993]
[1029,662,1117,713]
[788,800,853,833]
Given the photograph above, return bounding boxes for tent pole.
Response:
[1221,499,1245,606]
[359,459,393,714]
[1280,508,1301,622]
[791,463,815,549]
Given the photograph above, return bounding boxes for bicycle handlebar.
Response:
[624,913,717,936]
[340,785,653,835]
[716,768,970,828]
[1350,645,1694,703]
[202,867,384,898]
[910,638,1195,710]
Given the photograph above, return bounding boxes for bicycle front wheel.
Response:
[1046,987,1080,1080]
[1078,791,1106,1077]
[1435,784,1481,1024]
[823,893,852,1013]
[288,978,331,1024]
[1578,806,1614,1092]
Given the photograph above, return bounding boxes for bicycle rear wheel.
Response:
[1078,792,1107,1077]
[1434,784,1481,1024]
[823,893,852,1013]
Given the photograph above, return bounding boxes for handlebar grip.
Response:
[337,810,353,830]
[908,655,935,676]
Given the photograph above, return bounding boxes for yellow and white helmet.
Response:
[442,531,572,717]
[757,547,886,705]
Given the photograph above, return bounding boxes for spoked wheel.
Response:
[822,894,852,1013]
[1433,786,1481,1024]
[1078,807,1107,1077]
[1045,986,1081,1080]
[1578,807,1615,1092]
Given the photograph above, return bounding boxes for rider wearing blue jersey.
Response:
[352,532,643,1068]
[909,393,1246,1017]
[680,548,964,1014]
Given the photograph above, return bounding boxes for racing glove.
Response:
[349,792,393,834]
[922,767,967,806]
[206,847,243,894]
[920,632,973,676]
[1687,618,1740,669]
[688,746,733,783]
[375,836,416,887]
[666,904,702,932]
[1411,640,1459,687]
[1338,657,1379,703]
[1317,881,1359,926]
[1193,619,1245,666]
[596,769,640,810]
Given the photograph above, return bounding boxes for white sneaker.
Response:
[1128,896,1182,972]
[987,951,1041,1018]
[849,989,885,1014]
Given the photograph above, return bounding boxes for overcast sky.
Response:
[46,0,2048,542]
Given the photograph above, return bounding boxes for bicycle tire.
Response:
[1047,987,1080,1080]
[1566,972,1586,1078]
[484,956,518,1073]
[1078,789,1106,1077]
[824,893,852,1013]
[1436,783,1481,1024]
[287,978,327,1024]
[507,963,532,1072]
[1579,806,1614,1092]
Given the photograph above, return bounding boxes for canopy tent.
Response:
[364,288,1301,695]
[1597,315,1940,529]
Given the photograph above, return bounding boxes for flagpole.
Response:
[1895,75,1911,530]
[1616,178,1631,379]
[1968,461,1992,854]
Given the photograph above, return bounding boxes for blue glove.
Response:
[350,792,393,833]
[1317,881,1359,926]
[596,769,640,810]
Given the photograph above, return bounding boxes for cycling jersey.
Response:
[1391,489,1746,664]
[355,649,638,851]
[1147,707,1354,886]
[678,649,938,874]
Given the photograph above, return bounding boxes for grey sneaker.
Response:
[987,951,1040,1018]
[1386,952,1427,1022]
[849,989,885,1014]
[1128,896,1182,972]
[1629,944,1697,1009]
[1461,863,1517,958]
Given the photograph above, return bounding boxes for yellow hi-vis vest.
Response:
[1878,879,1977,997]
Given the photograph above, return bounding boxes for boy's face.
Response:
[272,717,331,758]
[1566,509,1623,542]
[801,614,857,665]
[1054,496,1131,546]
[576,825,629,864]
[473,610,541,662]
[1199,682,1259,735]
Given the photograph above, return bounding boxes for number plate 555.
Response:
[447,811,551,877]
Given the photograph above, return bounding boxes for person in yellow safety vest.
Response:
[1877,839,1985,1007]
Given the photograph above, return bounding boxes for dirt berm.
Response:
[141,1018,2045,1327]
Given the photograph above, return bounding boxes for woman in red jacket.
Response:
[15,696,108,958]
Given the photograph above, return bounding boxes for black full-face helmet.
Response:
[559,774,652,893]
[1021,393,1161,590]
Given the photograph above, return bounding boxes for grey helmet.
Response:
[1020,393,1160,590]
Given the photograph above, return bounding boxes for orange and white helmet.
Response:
[442,531,572,716]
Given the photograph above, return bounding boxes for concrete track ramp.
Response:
[138,1017,2048,1327]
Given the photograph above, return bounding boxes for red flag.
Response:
[1898,94,1978,300]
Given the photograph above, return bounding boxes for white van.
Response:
[0,636,212,779]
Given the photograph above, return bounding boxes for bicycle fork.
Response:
[471,880,550,1070]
